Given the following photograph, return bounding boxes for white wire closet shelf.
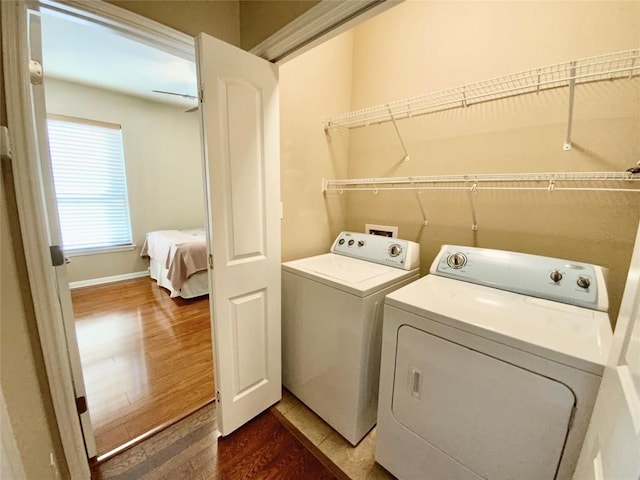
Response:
[323,49,640,130]
[323,171,640,230]
[322,172,640,193]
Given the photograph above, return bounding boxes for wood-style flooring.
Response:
[71,277,215,456]
[91,403,347,480]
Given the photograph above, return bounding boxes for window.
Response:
[46,115,133,253]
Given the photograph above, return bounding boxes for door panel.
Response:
[196,33,281,436]
[230,289,268,398]
[224,80,265,261]
[393,325,575,480]
[27,10,97,458]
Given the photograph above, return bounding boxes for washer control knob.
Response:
[447,253,467,269]
[348,239,354,246]
[389,244,402,257]
[550,270,563,283]
[358,240,365,247]
[577,276,591,289]
[338,238,345,245]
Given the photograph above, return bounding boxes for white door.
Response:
[196,33,282,435]
[573,222,640,480]
[27,10,97,458]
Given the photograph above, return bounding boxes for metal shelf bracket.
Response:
[387,105,410,161]
[466,180,479,231]
[414,190,429,226]
[563,62,577,151]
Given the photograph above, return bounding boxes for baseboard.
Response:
[69,271,149,289]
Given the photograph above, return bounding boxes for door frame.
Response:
[2,1,396,478]
[2,2,196,477]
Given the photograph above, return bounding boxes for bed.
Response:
[140,228,209,299]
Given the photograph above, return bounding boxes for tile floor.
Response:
[275,389,394,480]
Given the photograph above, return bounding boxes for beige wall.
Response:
[44,79,205,282]
[280,30,353,261]
[239,0,320,50]
[1,9,67,479]
[341,1,640,325]
[106,0,241,46]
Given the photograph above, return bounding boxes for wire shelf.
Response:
[324,49,640,130]
[322,171,640,193]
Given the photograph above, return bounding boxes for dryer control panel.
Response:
[431,245,608,311]
[331,232,420,270]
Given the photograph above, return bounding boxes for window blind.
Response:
[46,116,133,253]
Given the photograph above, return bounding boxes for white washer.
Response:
[282,231,420,445]
[376,245,613,480]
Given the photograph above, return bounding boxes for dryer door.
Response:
[392,325,575,480]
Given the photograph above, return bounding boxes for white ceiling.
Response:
[40,11,198,109]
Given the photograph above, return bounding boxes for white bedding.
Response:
[141,228,209,299]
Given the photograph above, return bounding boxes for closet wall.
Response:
[44,78,205,283]
[280,31,353,261]
[335,1,640,324]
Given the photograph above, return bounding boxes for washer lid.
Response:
[385,275,612,374]
[282,253,418,297]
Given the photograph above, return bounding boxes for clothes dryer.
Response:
[376,245,612,480]
[282,232,420,445]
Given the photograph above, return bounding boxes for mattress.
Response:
[141,228,209,298]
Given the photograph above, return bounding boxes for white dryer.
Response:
[282,231,420,445]
[376,245,613,480]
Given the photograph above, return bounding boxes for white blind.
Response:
[47,116,133,252]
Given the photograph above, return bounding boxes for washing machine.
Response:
[376,245,613,480]
[282,231,420,445]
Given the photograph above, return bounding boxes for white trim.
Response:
[67,244,136,257]
[69,271,149,289]
[1,2,90,478]
[250,0,401,64]
[38,0,195,60]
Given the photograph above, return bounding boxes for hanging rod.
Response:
[322,171,640,193]
[324,49,640,130]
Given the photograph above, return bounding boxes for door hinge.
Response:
[199,86,204,104]
[50,245,65,267]
[29,59,43,85]
[216,390,221,404]
[567,404,577,431]
[208,254,214,270]
[75,396,87,415]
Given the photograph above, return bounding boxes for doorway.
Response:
[37,8,215,459]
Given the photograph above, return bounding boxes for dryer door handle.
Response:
[410,367,422,399]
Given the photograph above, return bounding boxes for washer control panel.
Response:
[331,232,420,270]
[431,245,608,311]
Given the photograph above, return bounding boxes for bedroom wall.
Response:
[44,78,205,283]
[340,1,640,325]
[279,30,353,261]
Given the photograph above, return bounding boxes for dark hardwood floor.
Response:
[90,403,348,480]
[71,277,215,456]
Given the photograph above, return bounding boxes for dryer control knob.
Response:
[550,270,563,283]
[389,244,402,257]
[577,276,591,289]
[447,253,467,269]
